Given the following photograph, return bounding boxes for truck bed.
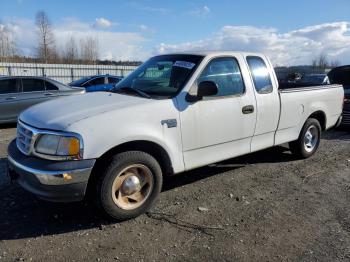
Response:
[275,84,344,146]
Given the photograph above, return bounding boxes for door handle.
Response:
[242,105,254,114]
[5,96,16,100]
[44,93,54,96]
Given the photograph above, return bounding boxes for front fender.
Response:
[66,101,185,173]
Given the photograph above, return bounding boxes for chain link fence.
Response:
[0,62,138,84]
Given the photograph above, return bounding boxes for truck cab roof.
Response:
[156,51,266,58]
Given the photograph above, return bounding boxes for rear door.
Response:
[245,55,280,152]
[0,78,21,122]
[16,78,46,114]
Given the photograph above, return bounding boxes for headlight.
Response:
[35,134,83,160]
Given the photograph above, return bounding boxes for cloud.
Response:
[2,17,149,61]
[1,18,37,56]
[94,17,114,28]
[3,17,350,65]
[155,22,350,66]
[54,19,147,60]
[138,24,155,35]
[189,5,211,18]
[139,24,148,31]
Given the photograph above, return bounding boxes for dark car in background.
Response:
[328,66,350,127]
[299,74,330,86]
[69,74,123,92]
[0,76,84,123]
[278,73,330,89]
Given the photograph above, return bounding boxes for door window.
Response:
[22,79,45,92]
[108,77,121,84]
[197,57,245,97]
[84,77,105,87]
[0,79,18,94]
[247,56,273,94]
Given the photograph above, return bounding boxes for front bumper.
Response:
[7,139,96,202]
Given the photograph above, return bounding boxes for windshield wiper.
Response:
[114,86,151,99]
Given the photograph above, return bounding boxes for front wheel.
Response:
[289,118,321,159]
[96,151,163,220]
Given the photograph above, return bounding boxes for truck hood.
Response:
[19,92,152,130]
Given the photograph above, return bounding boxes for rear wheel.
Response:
[289,118,321,159]
[96,151,162,220]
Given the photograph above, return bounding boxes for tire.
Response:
[289,118,322,159]
[96,151,163,220]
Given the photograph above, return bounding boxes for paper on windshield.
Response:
[173,61,196,70]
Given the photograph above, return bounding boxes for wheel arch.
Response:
[308,110,327,131]
[88,140,172,185]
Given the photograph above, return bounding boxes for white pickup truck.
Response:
[7,51,344,220]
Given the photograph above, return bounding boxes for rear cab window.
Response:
[0,79,19,94]
[247,56,273,94]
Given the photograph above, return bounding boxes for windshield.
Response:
[69,76,93,86]
[113,54,203,98]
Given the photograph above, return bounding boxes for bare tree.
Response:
[62,36,78,63]
[35,11,56,63]
[80,36,99,64]
[311,54,329,70]
[0,23,17,60]
[311,54,341,71]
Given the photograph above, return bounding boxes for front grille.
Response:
[16,122,34,155]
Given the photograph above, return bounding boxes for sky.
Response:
[0,0,350,66]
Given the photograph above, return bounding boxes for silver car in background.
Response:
[0,76,84,123]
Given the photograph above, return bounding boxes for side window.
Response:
[247,56,273,94]
[197,57,245,97]
[22,79,45,92]
[0,79,18,94]
[85,77,105,87]
[108,77,121,84]
[45,81,59,91]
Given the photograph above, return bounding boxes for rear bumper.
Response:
[7,139,96,202]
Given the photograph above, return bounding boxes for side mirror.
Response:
[186,81,218,102]
[197,81,218,100]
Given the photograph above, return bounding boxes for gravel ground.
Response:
[0,126,349,262]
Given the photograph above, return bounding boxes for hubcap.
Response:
[304,125,318,152]
[121,175,141,195]
[111,164,154,210]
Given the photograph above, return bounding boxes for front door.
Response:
[179,55,257,170]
